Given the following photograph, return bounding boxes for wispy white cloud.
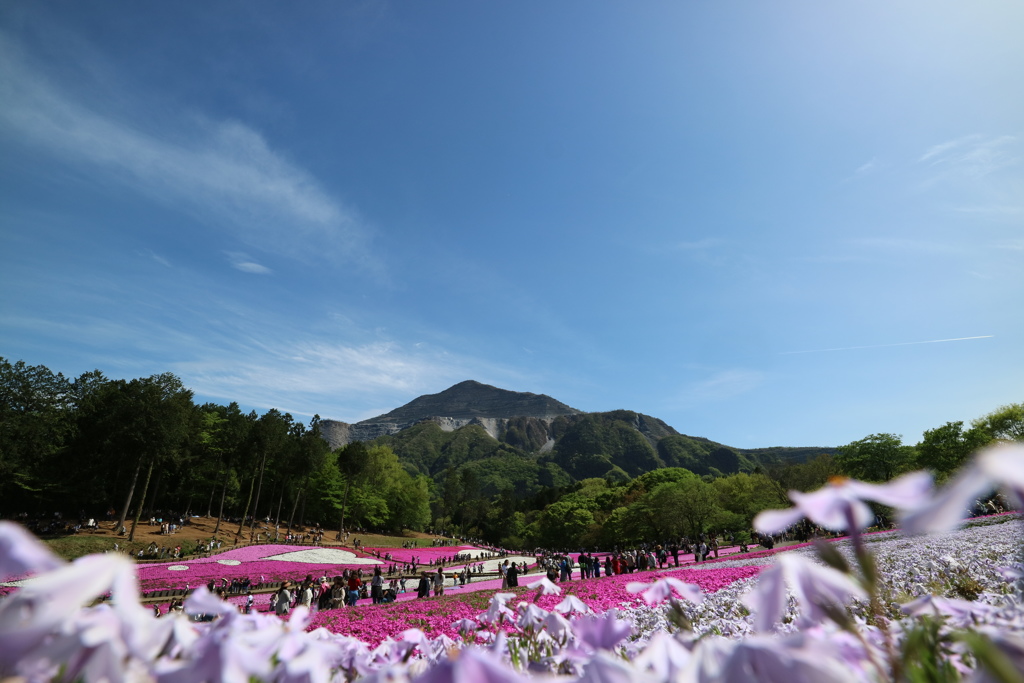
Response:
[953,205,1023,216]
[918,134,1018,177]
[673,238,724,250]
[226,252,272,274]
[138,249,172,268]
[676,369,766,405]
[173,337,512,421]
[848,237,960,255]
[919,135,983,163]
[0,32,377,271]
[2,301,516,422]
[855,158,878,175]
[781,335,994,355]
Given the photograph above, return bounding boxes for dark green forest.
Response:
[1,357,1019,549]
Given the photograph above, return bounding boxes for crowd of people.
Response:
[5,510,102,537]
[532,536,735,584]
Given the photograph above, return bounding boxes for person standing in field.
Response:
[371,567,384,604]
[347,571,362,606]
[506,561,519,587]
[275,582,292,616]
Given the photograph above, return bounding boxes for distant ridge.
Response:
[318,380,837,485]
[319,380,581,447]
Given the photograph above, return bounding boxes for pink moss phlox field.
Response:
[136,545,384,592]
[533,565,763,614]
[307,564,762,646]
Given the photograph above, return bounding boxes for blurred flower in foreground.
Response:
[754,471,933,533]
[743,554,866,632]
[526,577,561,596]
[480,593,517,626]
[686,633,860,683]
[632,631,691,679]
[900,443,1024,534]
[572,610,632,653]
[554,595,593,615]
[626,577,703,606]
[901,595,997,628]
[0,521,65,580]
[0,550,137,673]
[415,647,527,683]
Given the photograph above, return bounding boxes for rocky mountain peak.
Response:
[319,380,581,448]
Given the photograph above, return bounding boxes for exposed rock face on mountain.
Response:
[319,380,837,491]
[320,380,581,449]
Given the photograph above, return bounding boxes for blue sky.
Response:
[1,1,1021,449]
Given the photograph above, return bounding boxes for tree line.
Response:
[0,358,430,539]
[834,404,1023,485]
[2,356,1018,550]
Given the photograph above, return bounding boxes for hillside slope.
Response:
[319,381,836,489]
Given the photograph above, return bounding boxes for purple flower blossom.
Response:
[413,648,527,683]
[0,521,64,581]
[743,555,866,632]
[572,610,632,652]
[687,633,860,683]
[480,593,517,626]
[902,595,997,627]
[632,631,691,679]
[553,595,593,615]
[901,443,1024,534]
[626,576,703,606]
[515,603,549,631]
[575,652,638,683]
[526,577,561,596]
[755,471,933,533]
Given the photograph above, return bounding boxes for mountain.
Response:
[319,380,581,447]
[319,380,837,494]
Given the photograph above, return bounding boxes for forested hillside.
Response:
[3,357,1018,550]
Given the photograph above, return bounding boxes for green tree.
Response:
[712,472,780,525]
[69,373,194,537]
[836,433,914,482]
[236,409,293,538]
[0,358,76,508]
[971,403,1024,442]
[661,477,721,539]
[535,500,595,549]
[916,421,988,481]
[288,415,333,529]
[202,403,253,537]
[335,441,370,534]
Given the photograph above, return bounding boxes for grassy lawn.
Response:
[43,535,132,560]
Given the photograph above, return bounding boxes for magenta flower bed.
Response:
[532,565,763,613]
[307,564,762,645]
[136,545,384,592]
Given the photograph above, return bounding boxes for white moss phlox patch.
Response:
[262,549,382,565]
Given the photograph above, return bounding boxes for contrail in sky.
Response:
[781,335,994,355]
